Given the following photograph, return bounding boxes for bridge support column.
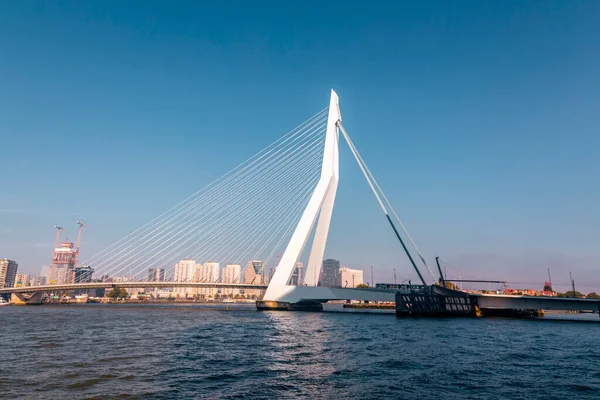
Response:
[11,292,44,305]
[256,300,323,311]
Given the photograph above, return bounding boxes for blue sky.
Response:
[1,1,599,291]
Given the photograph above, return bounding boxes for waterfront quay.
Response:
[395,285,600,319]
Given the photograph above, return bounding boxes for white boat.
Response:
[74,294,88,303]
[0,298,9,306]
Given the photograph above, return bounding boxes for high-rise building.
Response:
[33,276,47,286]
[267,266,275,284]
[269,261,303,286]
[222,264,241,296]
[51,241,77,284]
[40,265,51,284]
[319,259,340,288]
[0,259,18,289]
[73,265,94,283]
[243,260,266,297]
[291,261,304,286]
[174,259,199,296]
[243,260,265,284]
[195,262,220,297]
[339,267,364,288]
[148,268,165,282]
[146,268,166,298]
[174,259,197,283]
[196,262,220,282]
[15,273,30,287]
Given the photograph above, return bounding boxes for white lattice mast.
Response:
[264,90,341,300]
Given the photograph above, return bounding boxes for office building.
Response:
[339,267,364,288]
[291,261,304,286]
[196,262,220,297]
[174,259,197,282]
[15,273,30,287]
[174,259,199,297]
[243,260,265,284]
[39,265,51,284]
[0,259,18,289]
[222,264,241,296]
[243,260,265,297]
[146,268,166,297]
[148,268,166,282]
[73,265,94,283]
[319,259,340,288]
[196,262,220,282]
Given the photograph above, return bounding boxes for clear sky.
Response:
[1,1,599,292]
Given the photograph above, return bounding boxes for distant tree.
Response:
[586,292,599,299]
[356,283,369,289]
[543,284,553,292]
[107,288,128,299]
[558,291,584,298]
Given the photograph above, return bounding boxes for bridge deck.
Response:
[472,293,600,312]
[0,282,268,294]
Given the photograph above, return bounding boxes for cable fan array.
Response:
[82,108,329,282]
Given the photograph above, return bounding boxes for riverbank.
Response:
[42,298,256,305]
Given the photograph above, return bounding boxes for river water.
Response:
[0,304,598,399]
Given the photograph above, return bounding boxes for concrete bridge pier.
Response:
[256,300,324,311]
[11,291,44,305]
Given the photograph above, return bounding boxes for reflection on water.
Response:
[0,304,598,399]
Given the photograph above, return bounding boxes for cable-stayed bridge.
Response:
[4,90,599,316]
[3,90,427,307]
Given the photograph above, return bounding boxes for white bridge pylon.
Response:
[263,90,435,305]
[264,90,341,302]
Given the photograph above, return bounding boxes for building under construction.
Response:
[50,221,87,284]
[51,241,77,284]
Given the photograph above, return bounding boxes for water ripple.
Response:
[0,304,599,399]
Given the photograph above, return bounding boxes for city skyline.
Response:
[1,2,599,292]
[4,256,360,288]
[2,214,598,292]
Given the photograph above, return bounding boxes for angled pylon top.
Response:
[264,90,341,299]
[330,89,341,123]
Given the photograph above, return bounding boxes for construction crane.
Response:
[50,225,63,284]
[74,220,88,270]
